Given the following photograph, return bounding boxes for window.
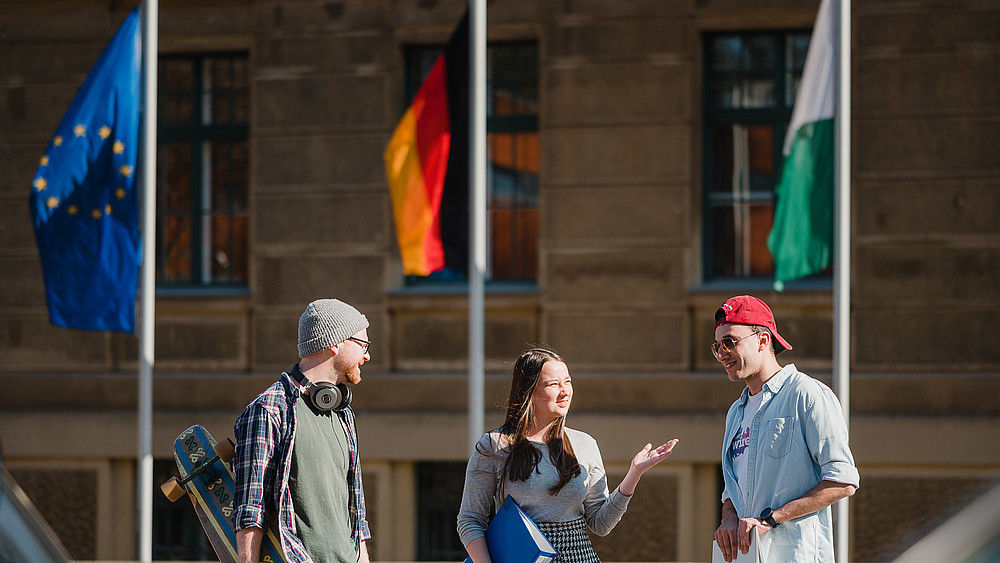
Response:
[157,53,249,288]
[702,32,809,281]
[405,42,539,283]
[152,459,215,560]
[416,461,467,560]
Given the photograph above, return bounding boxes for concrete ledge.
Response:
[2,370,998,415]
[1,410,996,466]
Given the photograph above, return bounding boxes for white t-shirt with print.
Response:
[730,390,764,504]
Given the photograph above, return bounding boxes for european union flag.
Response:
[29,7,141,333]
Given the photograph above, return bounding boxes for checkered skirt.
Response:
[535,517,601,563]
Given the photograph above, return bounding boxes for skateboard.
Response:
[161,424,287,563]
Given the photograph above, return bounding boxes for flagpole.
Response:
[467,0,486,455]
[833,0,851,560]
[138,1,158,561]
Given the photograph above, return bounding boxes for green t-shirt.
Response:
[290,398,356,562]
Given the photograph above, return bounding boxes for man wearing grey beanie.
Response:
[233,298,373,563]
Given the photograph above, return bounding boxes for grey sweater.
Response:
[456,427,631,546]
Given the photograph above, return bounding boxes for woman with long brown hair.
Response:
[457,348,678,563]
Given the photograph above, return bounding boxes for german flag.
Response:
[385,13,469,277]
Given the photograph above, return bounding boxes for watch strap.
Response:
[760,507,780,528]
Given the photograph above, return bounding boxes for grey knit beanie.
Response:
[297,299,369,358]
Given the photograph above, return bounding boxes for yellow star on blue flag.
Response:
[28,7,141,333]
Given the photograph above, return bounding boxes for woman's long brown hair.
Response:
[477,348,581,496]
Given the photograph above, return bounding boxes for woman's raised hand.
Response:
[631,439,679,475]
[618,439,679,496]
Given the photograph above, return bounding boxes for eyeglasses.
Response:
[347,336,371,354]
[711,332,759,359]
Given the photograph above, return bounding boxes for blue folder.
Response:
[463,495,557,563]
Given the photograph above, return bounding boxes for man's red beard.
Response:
[345,365,362,385]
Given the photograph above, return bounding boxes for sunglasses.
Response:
[711,332,760,359]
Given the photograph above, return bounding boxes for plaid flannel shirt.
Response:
[233,372,371,562]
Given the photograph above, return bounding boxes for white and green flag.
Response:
[767,0,836,290]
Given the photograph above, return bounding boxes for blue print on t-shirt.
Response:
[730,427,750,461]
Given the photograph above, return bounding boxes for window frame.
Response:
[700,30,819,285]
[151,459,215,559]
[155,51,250,293]
[416,461,467,560]
[399,40,540,288]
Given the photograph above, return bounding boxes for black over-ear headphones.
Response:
[289,364,352,413]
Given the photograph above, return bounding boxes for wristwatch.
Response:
[759,507,780,528]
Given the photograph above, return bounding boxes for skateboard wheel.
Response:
[214,438,235,463]
[160,477,186,502]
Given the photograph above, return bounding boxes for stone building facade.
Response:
[1,0,998,561]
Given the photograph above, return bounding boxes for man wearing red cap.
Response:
[711,295,859,562]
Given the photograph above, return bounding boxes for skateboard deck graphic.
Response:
[161,424,287,563]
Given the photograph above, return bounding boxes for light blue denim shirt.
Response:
[721,364,860,562]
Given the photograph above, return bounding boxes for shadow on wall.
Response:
[894,477,1000,563]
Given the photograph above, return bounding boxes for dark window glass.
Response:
[157,53,249,287]
[152,459,215,560]
[416,462,467,560]
[402,42,539,283]
[488,131,538,280]
[703,31,812,281]
[487,42,538,117]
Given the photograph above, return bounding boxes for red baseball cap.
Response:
[714,295,793,355]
